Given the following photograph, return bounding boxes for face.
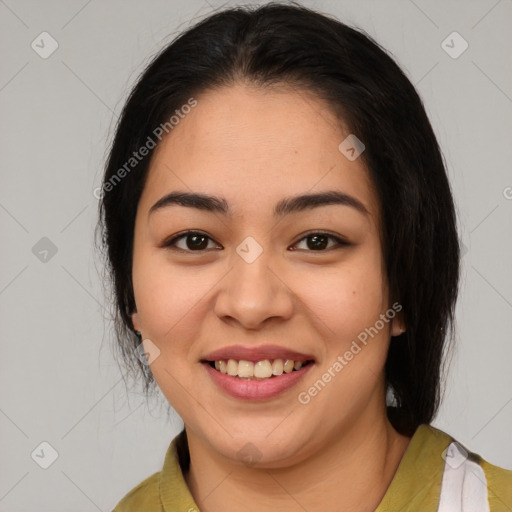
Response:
[131,83,399,467]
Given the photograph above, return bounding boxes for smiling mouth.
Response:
[204,359,314,380]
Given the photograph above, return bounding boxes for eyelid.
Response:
[160,230,220,251]
[160,229,351,253]
[291,230,351,250]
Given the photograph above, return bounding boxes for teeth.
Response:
[238,360,254,378]
[254,360,273,378]
[226,359,238,376]
[212,358,309,379]
[283,359,294,373]
[272,359,284,376]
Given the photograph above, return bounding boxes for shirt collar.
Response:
[159,429,200,511]
[375,424,453,511]
[159,424,453,511]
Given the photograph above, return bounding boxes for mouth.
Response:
[200,345,316,400]
[203,358,315,380]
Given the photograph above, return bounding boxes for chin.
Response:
[202,423,312,469]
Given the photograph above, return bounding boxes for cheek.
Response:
[132,250,206,351]
[294,254,388,342]
[296,261,391,408]
[132,254,209,407]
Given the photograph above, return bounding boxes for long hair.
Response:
[96,2,460,436]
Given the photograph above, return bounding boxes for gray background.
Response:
[0,0,511,510]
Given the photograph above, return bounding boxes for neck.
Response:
[184,408,411,512]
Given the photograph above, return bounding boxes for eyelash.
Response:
[161,230,351,253]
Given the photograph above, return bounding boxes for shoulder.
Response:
[112,471,162,512]
[478,457,512,511]
[426,424,512,511]
[111,429,196,512]
[377,424,512,512]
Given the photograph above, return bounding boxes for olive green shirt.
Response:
[112,424,512,511]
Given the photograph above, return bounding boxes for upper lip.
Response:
[202,344,315,363]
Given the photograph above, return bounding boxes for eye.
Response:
[161,231,220,252]
[291,231,350,252]
[161,230,350,253]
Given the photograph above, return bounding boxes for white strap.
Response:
[437,442,490,512]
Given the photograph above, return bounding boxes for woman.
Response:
[97,2,512,511]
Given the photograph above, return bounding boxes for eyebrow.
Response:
[148,190,370,218]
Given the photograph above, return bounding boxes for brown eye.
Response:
[161,230,349,254]
[291,232,350,252]
[162,231,219,252]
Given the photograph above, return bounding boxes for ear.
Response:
[391,312,406,337]
[131,310,141,333]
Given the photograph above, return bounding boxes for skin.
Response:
[131,82,410,512]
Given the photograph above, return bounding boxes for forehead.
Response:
[140,83,378,220]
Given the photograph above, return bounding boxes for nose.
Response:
[213,248,294,330]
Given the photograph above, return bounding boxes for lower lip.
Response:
[203,362,314,400]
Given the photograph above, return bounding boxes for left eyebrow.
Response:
[148,190,370,218]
